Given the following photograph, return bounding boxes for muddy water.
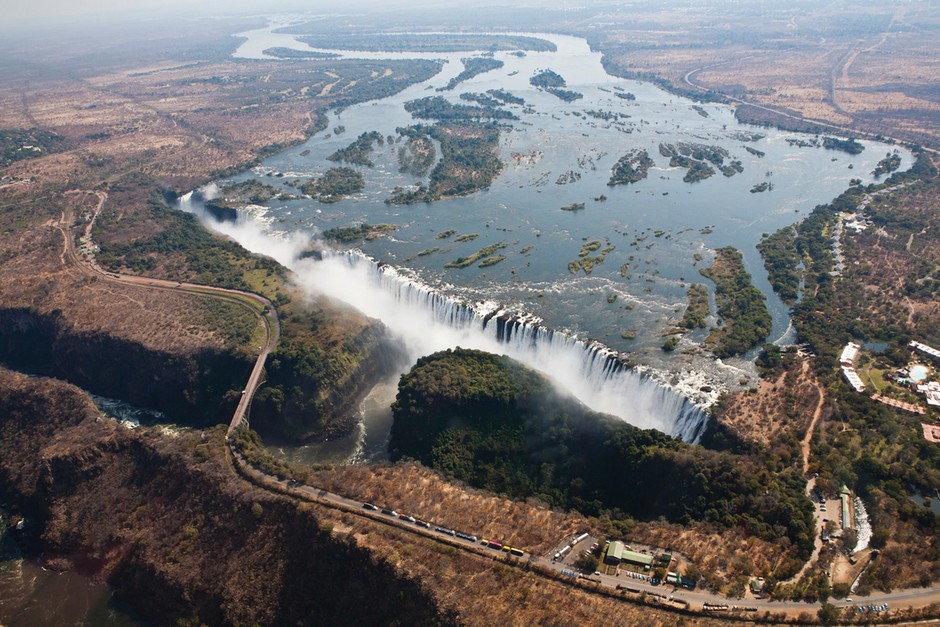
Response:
[0,514,137,627]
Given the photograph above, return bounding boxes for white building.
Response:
[840,342,861,366]
[842,367,866,393]
[910,341,940,361]
[917,381,940,407]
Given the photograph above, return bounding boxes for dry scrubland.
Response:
[847,182,940,342]
[717,358,824,448]
[1,4,939,623]
[317,511,738,627]
[1,367,739,626]
[0,17,437,427]
[0,186,243,355]
[311,462,590,556]
[588,1,940,149]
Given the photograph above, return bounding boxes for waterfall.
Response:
[853,496,872,553]
[308,251,709,442]
[177,192,709,443]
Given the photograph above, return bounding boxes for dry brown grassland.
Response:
[587,1,940,149]
[2,6,939,620]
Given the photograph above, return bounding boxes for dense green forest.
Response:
[757,226,801,304]
[700,247,772,357]
[390,348,815,558]
[95,199,282,291]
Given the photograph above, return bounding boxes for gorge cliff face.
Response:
[253,316,402,442]
[0,303,398,442]
[0,368,453,626]
[0,307,249,426]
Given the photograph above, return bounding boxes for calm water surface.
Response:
[218,24,911,462]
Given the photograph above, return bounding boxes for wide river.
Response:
[202,20,911,462]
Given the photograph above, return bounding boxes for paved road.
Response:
[58,191,940,620]
[57,191,279,437]
[234,446,940,619]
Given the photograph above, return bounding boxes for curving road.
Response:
[233,448,940,620]
[57,190,279,437]
[58,191,940,620]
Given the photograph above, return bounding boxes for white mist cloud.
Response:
[181,190,706,441]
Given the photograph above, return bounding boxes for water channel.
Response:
[205,19,911,463]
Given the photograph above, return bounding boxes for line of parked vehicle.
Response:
[482,538,525,557]
[361,503,524,556]
[552,532,589,561]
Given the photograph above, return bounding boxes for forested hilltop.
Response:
[390,348,814,567]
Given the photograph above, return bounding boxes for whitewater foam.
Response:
[180,193,710,442]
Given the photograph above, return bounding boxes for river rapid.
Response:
[189,18,911,463]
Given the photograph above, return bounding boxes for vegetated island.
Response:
[218,180,285,204]
[873,151,902,178]
[485,88,525,105]
[387,115,503,204]
[659,142,743,183]
[439,57,505,91]
[822,136,865,155]
[460,92,503,108]
[699,246,772,358]
[681,284,710,331]
[301,166,365,203]
[444,242,507,269]
[608,149,654,186]
[403,96,516,122]
[261,47,339,59]
[321,223,396,243]
[529,69,583,102]
[327,131,385,167]
[757,226,800,304]
[663,282,711,351]
[784,135,865,155]
[202,180,301,222]
[395,126,437,177]
[388,348,814,563]
[286,32,557,53]
[568,239,614,275]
